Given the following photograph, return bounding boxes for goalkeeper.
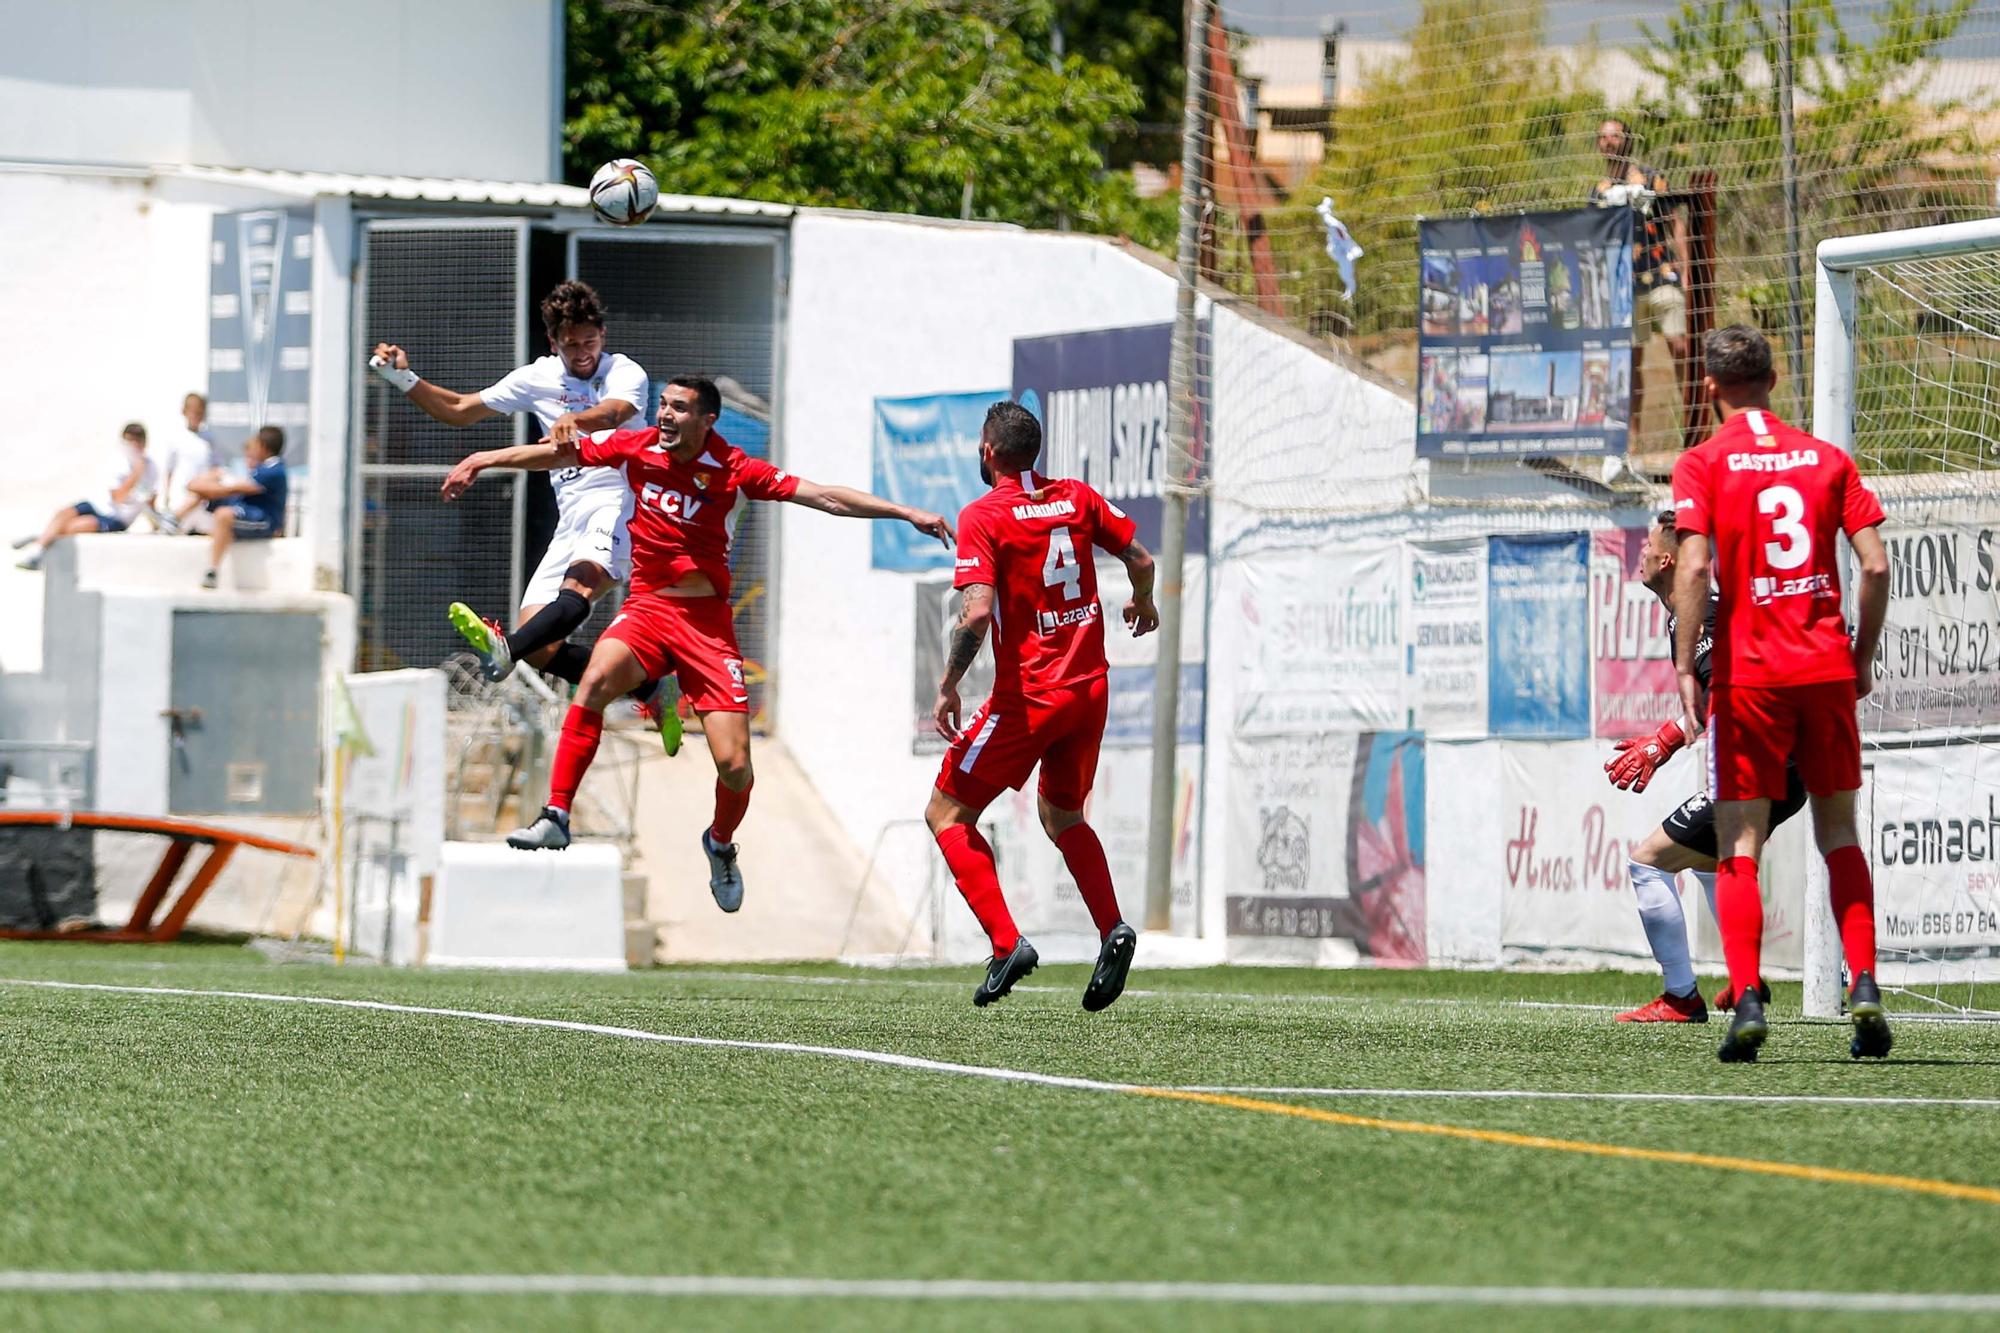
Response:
[1601,510,1804,1023]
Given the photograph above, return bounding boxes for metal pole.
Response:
[1778,0,1808,401]
[1144,0,1209,932]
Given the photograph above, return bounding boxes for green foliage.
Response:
[564,0,1162,236]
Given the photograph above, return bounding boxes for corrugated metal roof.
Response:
[169,163,794,219]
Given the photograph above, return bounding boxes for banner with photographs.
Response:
[209,206,314,463]
[1417,208,1633,459]
[1862,519,2000,732]
[1591,527,1679,738]
[871,390,1004,572]
[1405,539,1487,739]
[1489,533,1591,738]
[1224,730,1425,962]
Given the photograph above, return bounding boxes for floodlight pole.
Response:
[1144,0,1209,932]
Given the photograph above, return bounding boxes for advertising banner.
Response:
[209,206,314,462]
[1218,542,1404,735]
[1405,539,1487,738]
[1863,520,2000,732]
[1591,527,1678,738]
[1489,533,1590,738]
[1417,208,1632,458]
[1012,323,1206,554]
[1865,745,2000,956]
[1224,730,1425,960]
[870,391,1004,572]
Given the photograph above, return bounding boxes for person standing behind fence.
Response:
[13,423,156,570]
[1593,118,1690,441]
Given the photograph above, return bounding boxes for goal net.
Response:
[1812,218,2000,1019]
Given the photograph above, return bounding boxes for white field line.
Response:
[3,978,1987,1113]
[0,1271,1996,1312]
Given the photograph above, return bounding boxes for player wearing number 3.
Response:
[926,401,1159,1011]
[1669,326,1894,1064]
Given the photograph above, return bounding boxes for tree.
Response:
[565,0,1167,241]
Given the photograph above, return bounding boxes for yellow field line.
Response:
[1133,1088,2000,1206]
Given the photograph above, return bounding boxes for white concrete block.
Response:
[428,840,627,972]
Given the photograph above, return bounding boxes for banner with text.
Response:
[871,391,1005,572]
[1012,322,1206,555]
[1865,744,2000,958]
[1863,519,2000,732]
[1591,527,1678,738]
[1417,207,1632,459]
[1224,730,1425,961]
[1489,533,1591,738]
[1219,542,1404,735]
[1405,539,1488,738]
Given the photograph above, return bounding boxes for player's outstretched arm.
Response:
[370,343,498,428]
[1850,524,1892,699]
[1115,538,1160,637]
[1670,532,1712,733]
[439,441,581,502]
[934,583,993,741]
[547,397,640,446]
[787,480,954,547]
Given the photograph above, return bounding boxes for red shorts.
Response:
[937,677,1108,812]
[1708,679,1860,801]
[599,592,748,714]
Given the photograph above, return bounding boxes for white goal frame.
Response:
[1806,216,2000,1018]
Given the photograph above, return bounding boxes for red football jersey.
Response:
[953,471,1138,697]
[1671,408,1885,688]
[577,428,797,598]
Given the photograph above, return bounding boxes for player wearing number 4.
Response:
[1670,325,1893,1064]
[445,375,953,915]
[927,401,1159,1011]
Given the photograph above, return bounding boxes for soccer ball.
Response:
[588,159,659,226]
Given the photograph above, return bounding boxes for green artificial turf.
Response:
[1,942,1997,1331]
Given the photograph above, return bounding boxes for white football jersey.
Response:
[479,351,650,514]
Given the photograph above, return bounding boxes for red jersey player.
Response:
[924,401,1159,1010]
[444,375,952,912]
[1669,325,1892,1064]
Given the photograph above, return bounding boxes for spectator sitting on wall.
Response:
[1592,118,1690,439]
[12,422,157,571]
[189,425,288,589]
[151,392,220,535]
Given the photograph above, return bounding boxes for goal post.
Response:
[1807,217,2000,1019]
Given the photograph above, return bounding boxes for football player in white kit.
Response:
[372,280,676,741]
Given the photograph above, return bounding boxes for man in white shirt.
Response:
[154,392,220,535]
[371,281,664,711]
[15,423,158,569]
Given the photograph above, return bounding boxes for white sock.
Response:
[1630,859,1696,997]
[1691,870,1718,926]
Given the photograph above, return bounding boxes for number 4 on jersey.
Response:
[1042,529,1083,601]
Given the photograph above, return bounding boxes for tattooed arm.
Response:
[934,583,994,742]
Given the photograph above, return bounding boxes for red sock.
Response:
[547,705,603,813]
[1716,855,1764,1002]
[935,823,1018,956]
[710,778,752,844]
[1826,843,1877,981]
[1054,823,1122,938]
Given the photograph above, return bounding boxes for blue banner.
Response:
[871,391,1004,572]
[209,206,314,464]
[1105,664,1204,748]
[1012,323,1206,555]
[1488,533,1590,738]
[1418,208,1632,459]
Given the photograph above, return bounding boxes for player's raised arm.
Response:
[784,478,954,547]
[1849,524,1891,699]
[934,583,993,742]
[439,439,583,501]
[370,343,499,428]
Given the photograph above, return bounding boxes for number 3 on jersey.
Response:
[1042,529,1083,601]
[1759,484,1810,570]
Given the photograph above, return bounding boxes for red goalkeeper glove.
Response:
[1604,718,1686,793]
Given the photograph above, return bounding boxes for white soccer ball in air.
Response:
[588,158,659,226]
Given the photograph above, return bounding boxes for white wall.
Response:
[0,0,558,181]
[775,215,1178,940]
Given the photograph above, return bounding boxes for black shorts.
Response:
[1661,765,1808,860]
